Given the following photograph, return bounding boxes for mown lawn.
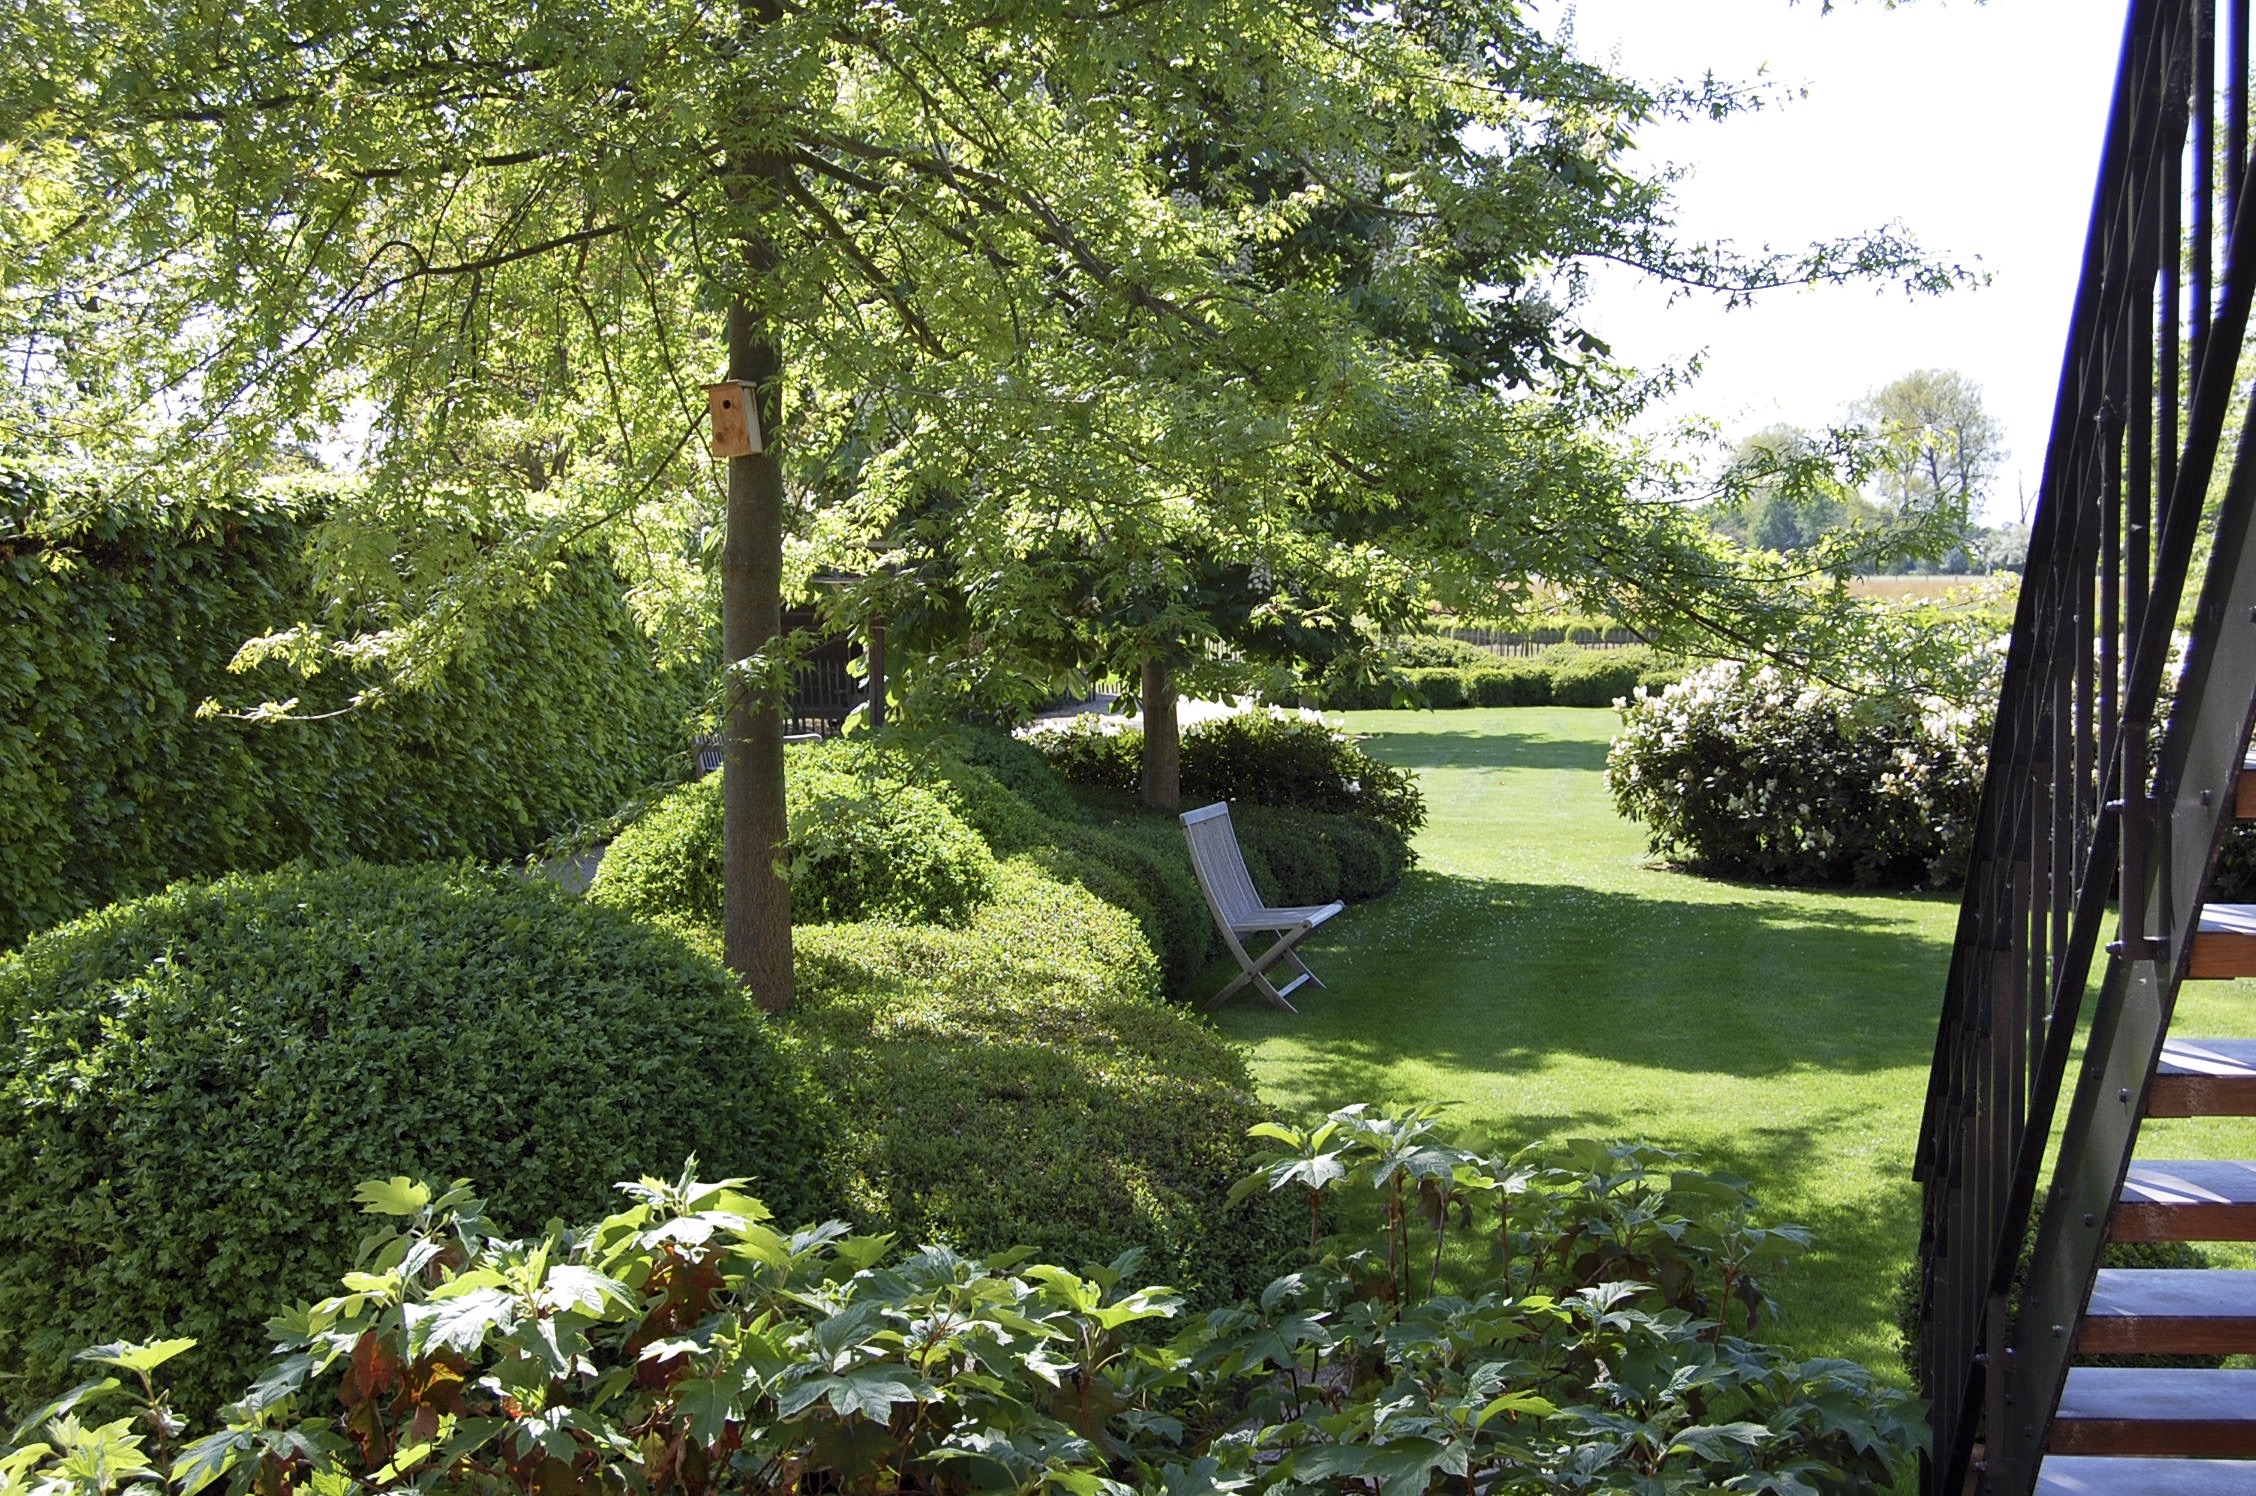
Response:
[1198,706,1962,1381]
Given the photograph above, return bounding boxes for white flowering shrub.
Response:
[1607,662,1988,888]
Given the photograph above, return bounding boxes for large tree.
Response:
[3,0,1966,1001]
[1854,367,2007,526]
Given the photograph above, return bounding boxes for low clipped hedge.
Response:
[594,722,1411,997]
[1234,804,1410,904]
[786,860,1302,1303]
[1026,710,1426,839]
[1328,644,1681,711]
[587,734,1217,984]
[590,748,999,929]
[0,861,830,1421]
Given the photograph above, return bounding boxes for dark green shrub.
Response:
[0,861,829,1420]
[1232,804,1344,904]
[1021,715,1143,793]
[1383,632,1492,669]
[1543,643,1658,707]
[787,860,1299,1304]
[920,744,1064,854]
[934,724,1089,826]
[1241,806,1407,902]
[1467,661,1553,706]
[0,468,697,949]
[590,754,998,928]
[1179,712,1426,837]
[1608,662,1986,888]
[1401,665,1468,708]
[1028,711,1426,839]
[1030,821,1214,989]
[2216,825,2256,901]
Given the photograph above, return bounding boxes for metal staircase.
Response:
[1916,2,2256,1492]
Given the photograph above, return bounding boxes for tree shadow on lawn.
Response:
[1205,868,1952,1085]
[1349,725,1613,775]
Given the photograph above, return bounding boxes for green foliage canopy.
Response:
[2,0,1970,691]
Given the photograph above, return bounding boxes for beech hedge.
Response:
[0,468,696,949]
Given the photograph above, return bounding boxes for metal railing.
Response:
[1915,2,2256,1490]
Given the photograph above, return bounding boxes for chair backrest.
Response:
[1180,802,1265,922]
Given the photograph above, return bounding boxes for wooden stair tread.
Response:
[2053,1369,2256,1456]
[2238,750,2256,819]
[2191,906,2256,979]
[2041,1456,2256,1494]
[2117,1160,2256,1239]
[2151,1039,2256,1117]
[2082,1269,2256,1353]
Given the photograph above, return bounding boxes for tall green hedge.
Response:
[0,468,696,947]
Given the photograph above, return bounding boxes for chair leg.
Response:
[1205,926,1315,1013]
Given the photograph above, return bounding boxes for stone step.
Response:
[2039,1455,2256,1494]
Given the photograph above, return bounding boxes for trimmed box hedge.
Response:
[0,861,830,1421]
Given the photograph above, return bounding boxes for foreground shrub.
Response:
[1023,821,1214,988]
[590,751,998,928]
[9,1108,1917,1496]
[1027,708,1426,838]
[789,860,1297,1303]
[933,723,1090,826]
[0,862,828,1421]
[1608,661,1985,887]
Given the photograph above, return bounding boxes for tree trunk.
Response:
[866,620,886,731]
[722,294,794,1011]
[1139,650,1180,811]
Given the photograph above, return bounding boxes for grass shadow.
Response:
[1203,868,1951,1082]
[1349,726,1614,775]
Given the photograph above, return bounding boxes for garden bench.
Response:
[1179,801,1343,1013]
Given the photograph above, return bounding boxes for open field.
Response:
[1848,573,2019,606]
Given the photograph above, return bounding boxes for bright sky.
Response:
[1555,0,2128,521]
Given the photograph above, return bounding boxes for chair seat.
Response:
[1228,901,1344,933]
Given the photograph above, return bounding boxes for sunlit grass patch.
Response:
[1200,706,1959,1382]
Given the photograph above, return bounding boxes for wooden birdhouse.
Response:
[704,381,763,458]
